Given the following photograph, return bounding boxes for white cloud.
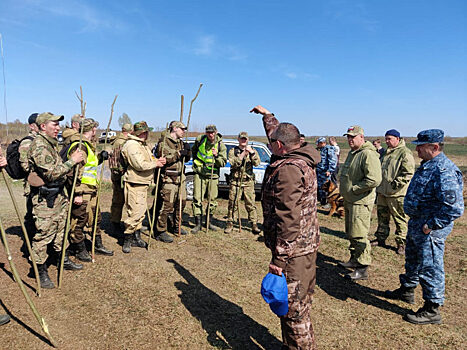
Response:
[194,35,215,56]
[192,34,247,61]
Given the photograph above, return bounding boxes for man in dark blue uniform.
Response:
[385,129,464,324]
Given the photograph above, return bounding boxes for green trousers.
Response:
[344,201,373,266]
[375,195,408,245]
[192,173,218,216]
[227,180,257,223]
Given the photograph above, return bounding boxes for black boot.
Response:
[62,251,83,271]
[191,215,202,234]
[404,301,442,325]
[173,224,188,235]
[38,263,54,289]
[75,241,92,262]
[384,285,415,304]
[0,314,10,326]
[132,230,148,248]
[345,266,369,281]
[155,231,174,243]
[205,216,218,231]
[95,235,114,256]
[122,234,132,254]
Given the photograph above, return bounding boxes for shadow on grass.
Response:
[316,252,411,316]
[319,226,346,239]
[168,259,282,350]
[0,263,36,294]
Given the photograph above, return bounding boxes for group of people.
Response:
[0,107,464,350]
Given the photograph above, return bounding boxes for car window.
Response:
[254,146,270,163]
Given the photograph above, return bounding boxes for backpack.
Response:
[5,136,34,179]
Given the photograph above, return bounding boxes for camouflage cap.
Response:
[412,129,444,145]
[122,123,133,132]
[170,121,187,130]
[80,118,97,132]
[36,112,64,125]
[343,125,364,137]
[71,114,84,123]
[205,124,217,133]
[133,121,150,136]
[316,137,326,144]
[238,131,248,139]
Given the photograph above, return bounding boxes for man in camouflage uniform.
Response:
[315,137,337,207]
[154,121,191,242]
[251,105,321,350]
[121,121,166,253]
[190,125,227,233]
[372,129,415,255]
[385,129,464,325]
[66,118,114,262]
[19,113,39,251]
[109,123,132,234]
[339,126,382,280]
[0,151,11,325]
[27,112,84,289]
[224,131,261,234]
[62,114,83,146]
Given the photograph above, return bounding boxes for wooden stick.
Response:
[0,168,41,296]
[91,95,118,262]
[236,160,246,232]
[205,163,215,233]
[0,218,56,347]
[179,95,184,122]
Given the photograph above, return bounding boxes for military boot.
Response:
[132,230,148,249]
[95,235,114,256]
[345,266,369,281]
[191,215,202,234]
[384,285,415,304]
[251,222,261,235]
[338,259,360,268]
[205,216,218,231]
[155,232,174,243]
[0,314,10,326]
[75,241,92,262]
[404,301,442,325]
[62,251,83,271]
[122,234,132,254]
[224,221,233,234]
[38,264,54,289]
[173,224,188,236]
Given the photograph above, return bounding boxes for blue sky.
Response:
[0,0,466,136]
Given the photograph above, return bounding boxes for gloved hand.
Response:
[99,150,109,161]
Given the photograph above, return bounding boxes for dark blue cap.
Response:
[28,113,38,125]
[412,129,444,145]
[385,129,400,138]
[261,272,288,316]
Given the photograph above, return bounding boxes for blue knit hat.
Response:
[385,129,400,138]
[261,273,288,316]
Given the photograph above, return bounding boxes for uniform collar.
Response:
[420,152,445,169]
[39,131,58,146]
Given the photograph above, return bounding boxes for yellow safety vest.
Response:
[194,136,218,171]
[68,141,98,187]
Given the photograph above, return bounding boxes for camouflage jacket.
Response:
[261,113,321,269]
[109,133,128,175]
[404,152,464,230]
[376,139,415,197]
[155,131,191,185]
[28,132,77,187]
[316,144,337,174]
[228,146,260,184]
[19,130,37,195]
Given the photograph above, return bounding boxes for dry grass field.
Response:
[0,138,465,349]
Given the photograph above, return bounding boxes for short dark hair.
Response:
[299,133,305,138]
[272,122,301,148]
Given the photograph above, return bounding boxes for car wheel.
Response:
[186,174,194,201]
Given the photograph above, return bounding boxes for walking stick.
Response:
[178,84,203,236]
[179,95,184,122]
[0,168,41,296]
[91,95,118,262]
[205,162,215,233]
[236,160,246,232]
[148,123,169,248]
[59,87,86,288]
[0,218,56,347]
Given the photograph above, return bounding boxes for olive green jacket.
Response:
[339,141,382,204]
[376,139,415,197]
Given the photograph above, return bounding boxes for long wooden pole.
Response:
[205,163,215,233]
[58,87,86,288]
[91,95,118,262]
[235,160,246,232]
[179,95,184,122]
[0,218,56,347]
[0,168,41,296]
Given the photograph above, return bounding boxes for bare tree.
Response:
[118,113,132,128]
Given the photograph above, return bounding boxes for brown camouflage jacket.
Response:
[155,131,191,185]
[228,146,260,184]
[261,113,321,269]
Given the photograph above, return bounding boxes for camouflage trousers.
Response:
[192,173,218,216]
[31,191,68,264]
[70,192,103,244]
[226,180,257,223]
[375,195,408,245]
[344,201,373,266]
[281,252,317,350]
[399,218,453,305]
[110,173,124,224]
[123,182,148,235]
[156,182,186,233]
